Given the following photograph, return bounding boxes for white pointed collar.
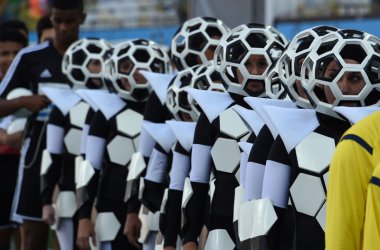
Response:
[186,89,234,122]
[140,71,176,105]
[40,86,80,115]
[232,105,264,135]
[82,91,126,120]
[166,120,196,152]
[333,106,380,125]
[75,89,108,111]
[142,122,176,153]
[262,105,319,153]
[244,97,297,137]
[238,141,253,155]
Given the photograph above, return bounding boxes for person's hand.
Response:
[19,95,50,112]
[77,218,96,250]
[123,213,142,249]
[42,204,55,225]
[164,247,176,250]
[183,241,198,250]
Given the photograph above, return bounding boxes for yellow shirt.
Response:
[362,163,380,250]
[326,110,380,250]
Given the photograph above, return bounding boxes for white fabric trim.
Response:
[140,71,175,105]
[56,218,74,250]
[85,135,106,170]
[169,151,190,191]
[239,151,248,188]
[189,144,212,184]
[262,106,319,153]
[166,120,196,152]
[262,160,291,208]
[243,161,265,201]
[84,91,126,120]
[138,122,156,158]
[186,88,233,122]
[46,124,65,154]
[144,148,168,183]
[142,122,176,153]
[40,86,80,115]
[333,106,380,125]
[76,89,107,111]
[232,106,264,135]
[80,124,90,154]
[244,97,297,138]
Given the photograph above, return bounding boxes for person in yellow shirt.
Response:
[362,162,380,250]
[326,110,380,250]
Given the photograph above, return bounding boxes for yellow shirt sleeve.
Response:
[362,163,380,250]
[326,137,373,250]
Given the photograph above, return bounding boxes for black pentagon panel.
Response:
[246,32,268,48]
[316,40,338,56]
[338,29,365,39]
[187,23,201,33]
[226,41,248,63]
[118,56,134,74]
[73,50,86,65]
[205,26,223,38]
[184,53,199,68]
[188,33,208,51]
[364,55,380,84]
[315,55,342,81]
[133,49,150,63]
[71,68,85,81]
[117,46,130,57]
[194,76,211,90]
[150,58,165,73]
[86,44,102,54]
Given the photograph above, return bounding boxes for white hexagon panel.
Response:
[116,109,143,137]
[133,135,140,152]
[40,149,52,175]
[220,108,249,139]
[211,138,240,173]
[107,135,135,166]
[69,101,90,128]
[316,201,326,231]
[205,229,235,250]
[290,173,325,217]
[323,172,328,188]
[64,128,82,155]
[95,212,121,242]
[295,132,335,174]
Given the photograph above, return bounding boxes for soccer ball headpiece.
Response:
[277,26,338,109]
[62,37,112,89]
[301,29,380,118]
[214,23,288,97]
[166,66,199,121]
[187,60,227,116]
[171,17,230,71]
[265,62,287,99]
[107,39,171,102]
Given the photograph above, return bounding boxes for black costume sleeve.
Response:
[162,142,189,247]
[41,107,64,205]
[182,113,213,244]
[141,143,168,213]
[77,111,108,219]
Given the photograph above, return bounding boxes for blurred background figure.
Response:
[0,25,28,250]
[36,14,55,43]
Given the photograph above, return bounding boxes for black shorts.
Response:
[0,154,20,227]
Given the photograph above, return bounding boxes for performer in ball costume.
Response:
[77,38,170,250]
[250,29,380,250]
[182,23,288,250]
